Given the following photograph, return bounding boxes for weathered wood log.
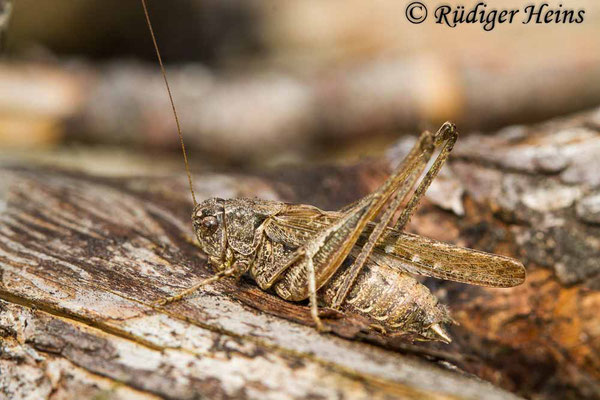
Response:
[0,167,517,400]
[1,107,600,399]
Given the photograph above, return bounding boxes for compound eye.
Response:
[201,215,218,232]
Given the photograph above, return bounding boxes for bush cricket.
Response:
[141,0,526,342]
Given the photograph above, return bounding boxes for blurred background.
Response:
[2,4,600,399]
[1,0,600,166]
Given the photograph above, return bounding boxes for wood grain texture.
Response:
[0,165,516,400]
[2,106,600,399]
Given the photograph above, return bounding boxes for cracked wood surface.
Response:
[0,167,515,400]
[2,107,600,399]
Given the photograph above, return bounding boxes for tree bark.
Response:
[2,107,600,399]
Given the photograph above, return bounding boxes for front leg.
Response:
[153,250,246,306]
[153,265,237,306]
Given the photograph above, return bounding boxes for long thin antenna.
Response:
[141,0,197,206]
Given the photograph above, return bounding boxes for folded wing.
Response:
[372,231,525,287]
[267,207,526,288]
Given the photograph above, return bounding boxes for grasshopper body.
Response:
[141,0,526,342]
[191,194,524,342]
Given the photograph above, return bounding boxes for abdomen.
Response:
[319,260,452,337]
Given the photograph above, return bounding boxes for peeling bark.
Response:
[2,107,600,399]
